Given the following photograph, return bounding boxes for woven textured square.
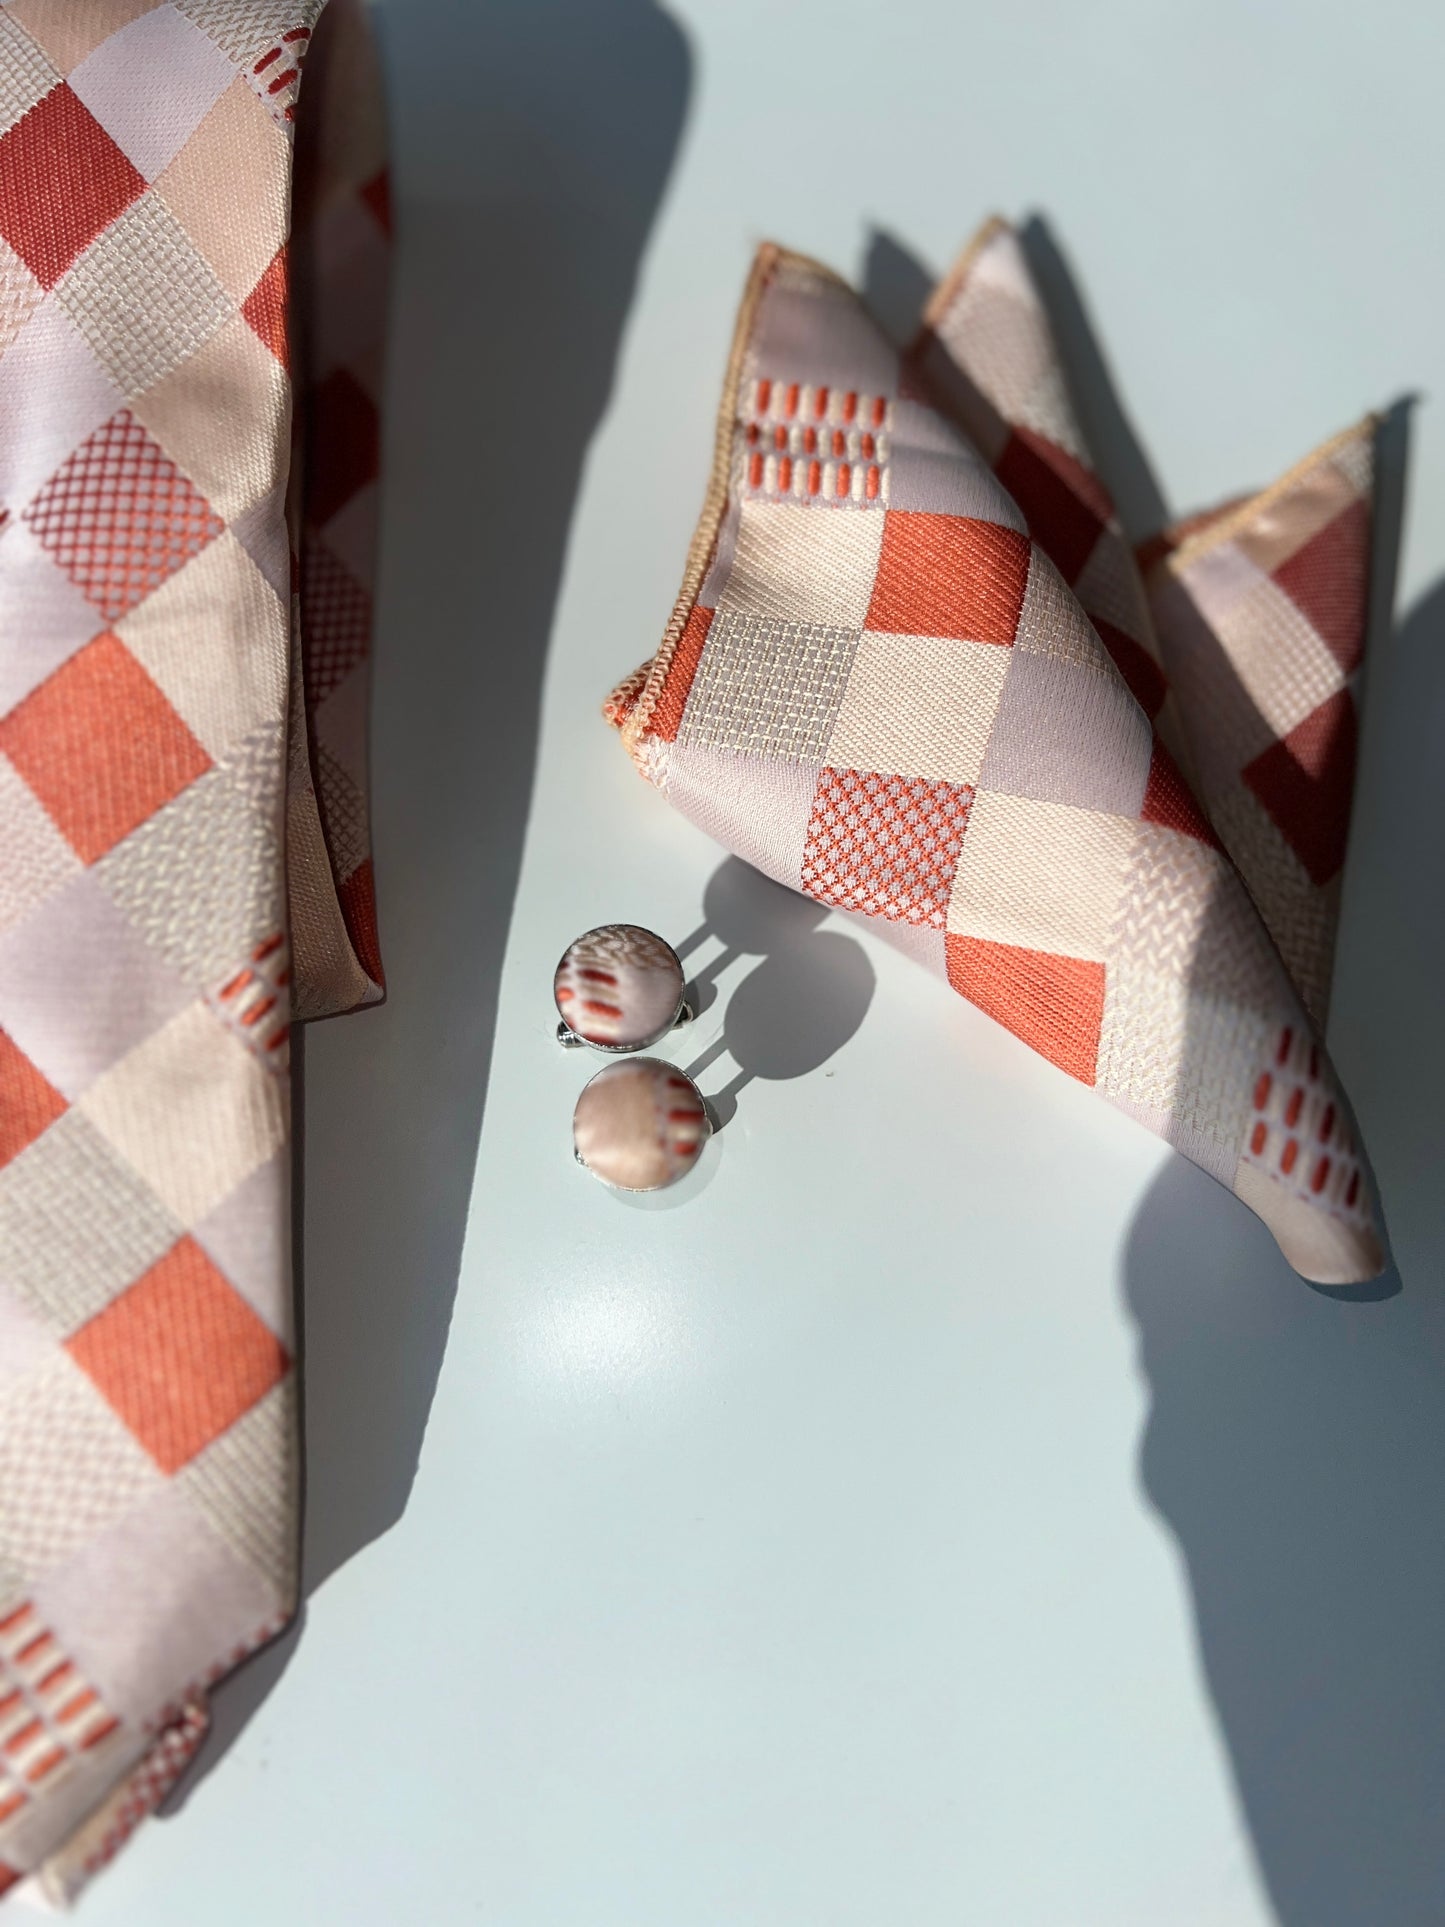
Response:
[825,630,1010,788]
[678,610,859,763]
[22,413,225,622]
[801,766,974,926]
[0,636,212,861]
[722,497,885,629]
[57,191,233,399]
[0,1111,180,1334]
[866,510,1030,643]
[0,84,144,287]
[66,1237,287,1476]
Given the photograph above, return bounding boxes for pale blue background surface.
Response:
[68,0,1445,1921]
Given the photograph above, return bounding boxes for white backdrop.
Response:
[68,0,1445,1921]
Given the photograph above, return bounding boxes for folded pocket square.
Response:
[607,222,1386,1287]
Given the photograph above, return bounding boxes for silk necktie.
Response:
[609,222,1384,1286]
[0,0,384,1900]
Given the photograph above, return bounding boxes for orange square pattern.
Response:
[241,245,289,368]
[0,1029,67,1169]
[802,766,973,926]
[0,633,212,863]
[945,935,1105,1085]
[652,604,714,743]
[337,859,383,986]
[865,511,1030,644]
[0,85,146,290]
[66,1236,288,1474]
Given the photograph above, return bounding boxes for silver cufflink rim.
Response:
[553,921,695,1055]
[571,1055,714,1194]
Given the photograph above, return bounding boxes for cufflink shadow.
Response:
[677,857,876,1128]
[174,0,692,1807]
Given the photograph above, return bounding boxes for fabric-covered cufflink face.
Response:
[573,1058,711,1193]
[553,923,688,1053]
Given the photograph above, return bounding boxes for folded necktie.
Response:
[0,0,384,1900]
[608,221,1385,1286]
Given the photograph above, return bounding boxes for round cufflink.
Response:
[572,1057,712,1193]
[553,923,693,1052]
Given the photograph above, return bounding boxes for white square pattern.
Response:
[66,4,238,182]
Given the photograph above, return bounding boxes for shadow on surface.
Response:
[1124,426,1445,1920]
[678,858,876,1127]
[1016,215,1169,542]
[860,228,934,350]
[862,216,1170,543]
[175,0,692,1805]
[1038,209,1445,1923]
[873,207,1445,1918]
[1125,1146,1445,1925]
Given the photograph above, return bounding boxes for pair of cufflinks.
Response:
[553,924,712,1194]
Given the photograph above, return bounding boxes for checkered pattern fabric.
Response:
[917,218,1374,1032]
[0,0,385,1903]
[609,232,1385,1288]
[1140,427,1373,1027]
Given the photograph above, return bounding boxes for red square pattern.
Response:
[1141,741,1218,847]
[993,426,1111,585]
[1242,687,1356,887]
[945,935,1106,1086]
[360,169,391,235]
[1093,618,1167,721]
[305,368,379,529]
[337,859,383,988]
[22,410,224,623]
[66,1236,288,1475]
[0,85,146,291]
[0,1029,67,1170]
[866,512,1030,644]
[0,632,212,864]
[1271,496,1370,676]
[801,767,974,926]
